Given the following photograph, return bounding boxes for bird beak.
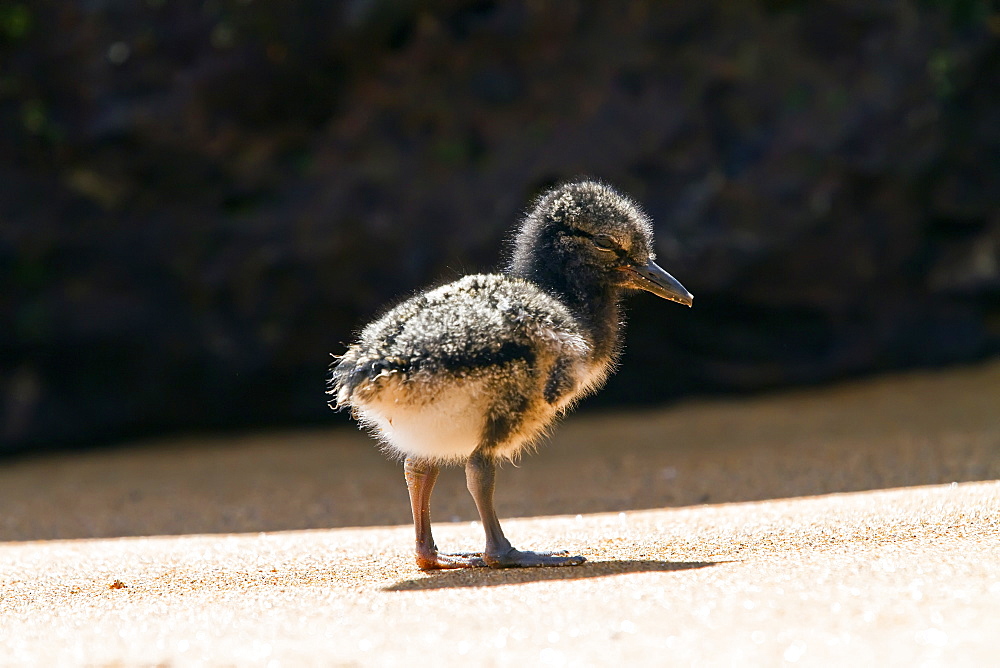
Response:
[621,260,694,307]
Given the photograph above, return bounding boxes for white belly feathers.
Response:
[355,377,491,463]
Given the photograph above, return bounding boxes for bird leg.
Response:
[465,452,586,568]
[404,457,486,570]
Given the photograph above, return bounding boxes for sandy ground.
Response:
[1,359,999,666]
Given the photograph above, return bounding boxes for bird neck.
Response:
[508,257,623,360]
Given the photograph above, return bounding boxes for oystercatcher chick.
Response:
[329,180,693,569]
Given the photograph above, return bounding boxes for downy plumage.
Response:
[329,180,692,569]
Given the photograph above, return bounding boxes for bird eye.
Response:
[592,235,618,251]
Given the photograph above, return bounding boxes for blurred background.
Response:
[2,0,998,455]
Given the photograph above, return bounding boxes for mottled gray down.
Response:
[328,273,603,462]
[328,179,687,465]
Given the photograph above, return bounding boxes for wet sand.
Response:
[1,359,999,665]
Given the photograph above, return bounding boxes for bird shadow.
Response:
[384,559,720,591]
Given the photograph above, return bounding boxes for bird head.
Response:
[510,180,693,307]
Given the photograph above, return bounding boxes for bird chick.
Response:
[329,180,692,569]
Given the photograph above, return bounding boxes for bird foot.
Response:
[415,551,487,570]
[415,548,586,569]
[484,548,586,569]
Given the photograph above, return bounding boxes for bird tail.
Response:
[327,349,410,409]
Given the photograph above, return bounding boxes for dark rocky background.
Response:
[2,1,998,454]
